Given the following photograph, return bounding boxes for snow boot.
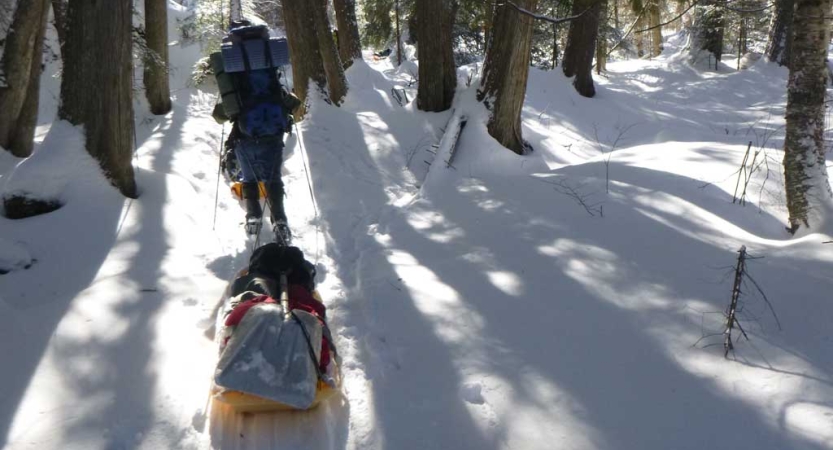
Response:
[272,220,292,245]
[242,182,262,236]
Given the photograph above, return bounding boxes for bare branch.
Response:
[607,8,647,56]
[744,271,782,330]
[501,1,591,25]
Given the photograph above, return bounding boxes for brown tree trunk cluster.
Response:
[60,0,137,198]
[479,0,539,154]
[333,0,362,68]
[416,0,458,112]
[0,0,50,158]
[282,0,346,113]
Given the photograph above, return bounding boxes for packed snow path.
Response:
[2,10,833,449]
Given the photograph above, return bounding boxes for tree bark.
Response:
[311,0,347,104]
[60,0,136,198]
[282,0,327,116]
[416,0,457,112]
[0,0,49,158]
[478,0,538,154]
[782,0,833,232]
[395,0,403,65]
[144,0,172,115]
[766,0,794,67]
[597,0,608,73]
[649,0,662,56]
[563,0,602,97]
[51,0,67,50]
[333,0,362,68]
[484,0,497,53]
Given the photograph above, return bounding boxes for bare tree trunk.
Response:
[60,0,136,198]
[312,0,347,104]
[484,0,497,53]
[782,0,833,232]
[416,0,457,112]
[0,0,50,158]
[552,3,559,69]
[766,0,794,66]
[395,0,403,65]
[636,13,645,56]
[282,0,327,116]
[144,0,172,115]
[333,0,362,68]
[478,0,538,154]
[51,0,67,50]
[649,0,662,56]
[563,0,602,97]
[597,0,608,73]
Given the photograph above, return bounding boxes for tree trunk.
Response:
[416,0,457,112]
[0,0,49,158]
[478,0,538,154]
[282,0,327,115]
[60,0,136,198]
[636,14,645,56]
[395,0,403,65]
[766,0,794,66]
[649,0,662,56]
[484,0,497,53]
[782,0,833,232]
[51,0,67,50]
[144,0,172,115]
[563,0,602,97]
[552,3,559,69]
[597,0,608,73]
[333,0,362,68]
[311,0,347,104]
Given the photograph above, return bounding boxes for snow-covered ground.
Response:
[1,5,833,449]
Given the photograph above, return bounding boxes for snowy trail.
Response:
[4,9,833,448]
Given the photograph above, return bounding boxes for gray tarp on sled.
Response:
[214,301,323,410]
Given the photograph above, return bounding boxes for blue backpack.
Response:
[213,25,291,138]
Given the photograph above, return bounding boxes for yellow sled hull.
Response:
[214,379,340,413]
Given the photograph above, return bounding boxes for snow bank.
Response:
[1,121,114,204]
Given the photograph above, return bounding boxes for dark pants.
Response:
[235,137,286,223]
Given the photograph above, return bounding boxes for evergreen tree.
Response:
[334,0,362,67]
[563,0,603,97]
[60,0,137,198]
[416,0,457,112]
[0,0,50,158]
[479,0,539,154]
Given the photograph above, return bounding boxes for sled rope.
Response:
[280,273,324,380]
[212,123,225,231]
[295,121,322,264]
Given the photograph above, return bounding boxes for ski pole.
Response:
[212,123,225,231]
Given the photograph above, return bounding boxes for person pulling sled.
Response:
[211,20,301,244]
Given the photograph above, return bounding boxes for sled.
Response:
[211,245,341,413]
[213,369,341,413]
